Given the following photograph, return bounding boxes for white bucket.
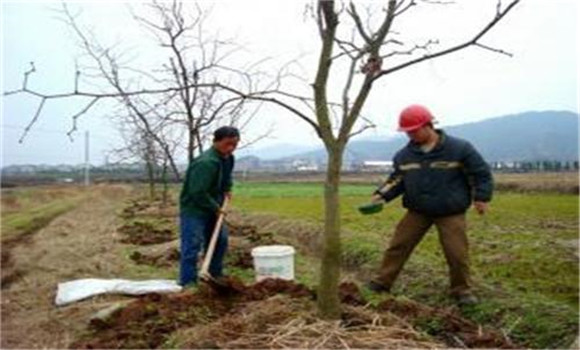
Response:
[251,245,295,281]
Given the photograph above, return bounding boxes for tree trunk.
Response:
[145,157,156,201]
[161,159,169,207]
[188,123,195,163]
[317,145,343,319]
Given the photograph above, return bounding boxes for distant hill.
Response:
[250,111,578,163]
[237,143,319,160]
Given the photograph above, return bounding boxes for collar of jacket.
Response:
[208,146,227,159]
[407,129,447,154]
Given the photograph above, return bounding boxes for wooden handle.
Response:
[200,197,229,277]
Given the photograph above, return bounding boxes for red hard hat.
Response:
[398,104,434,132]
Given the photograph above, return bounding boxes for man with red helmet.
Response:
[366,105,493,305]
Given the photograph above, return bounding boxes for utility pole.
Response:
[84,130,90,186]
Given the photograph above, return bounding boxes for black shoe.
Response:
[455,293,479,306]
[365,280,391,294]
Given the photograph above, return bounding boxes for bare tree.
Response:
[109,105,184,202]
[3,1,268,180]
[130,1,267,162]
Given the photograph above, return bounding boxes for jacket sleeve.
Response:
[186,160,221,213]
[374,159,405,202]
[462,142,493,202]
[224,156,234,193]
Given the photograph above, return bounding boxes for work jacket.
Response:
[179,147,234,217]
[375,130,493,217]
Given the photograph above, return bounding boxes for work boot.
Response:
[365,280,391,294]
[455,293,479,306]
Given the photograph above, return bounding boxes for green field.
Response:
[231,182,579,348]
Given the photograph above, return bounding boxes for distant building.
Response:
[292,159,319,172]
[361,160,393,172]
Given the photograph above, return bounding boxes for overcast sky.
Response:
[1,0,578,166]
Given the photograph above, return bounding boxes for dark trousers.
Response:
[178,212,228,286]
[374,210,472,295]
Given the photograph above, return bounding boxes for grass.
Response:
[1,186,89,242]
[228,182,579,348]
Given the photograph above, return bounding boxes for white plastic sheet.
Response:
[55,278,182,306]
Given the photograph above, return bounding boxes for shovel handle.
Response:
[200,197,229,277]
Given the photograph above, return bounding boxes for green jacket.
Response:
[179,147,234,217]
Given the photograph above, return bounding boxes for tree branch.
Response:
[373,0,520,81]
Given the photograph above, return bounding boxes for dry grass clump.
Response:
[179,295,442,349]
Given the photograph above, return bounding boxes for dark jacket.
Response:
[179,147,234,217]
[375,130,493,217]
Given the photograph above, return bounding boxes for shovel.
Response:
[358,182,396,215]
[358,201,384,215]
[199,197,236,292]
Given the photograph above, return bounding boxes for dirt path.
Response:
[1,185,133,349]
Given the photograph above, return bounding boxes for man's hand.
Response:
[371,193,384,204]
[217,192,232,216]
[473,201,488,215]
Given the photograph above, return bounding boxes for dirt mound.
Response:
[71,291,229,349]
[120,198,177,219]
[119,199,151,218]
[377,298,515,348]
[118,221,175,245]
[226,221,258,236]
[242,278,315,300]
[226,221,279,244]
[223,236,255,269]
[227,249,254,269]
[73,278,509,349]
[204,278,363,305]
[194,276,314,301]
[71,278,315,349]
[338,281,367,306]
[129,248,180,267]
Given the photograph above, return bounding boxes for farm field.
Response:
[231,182,579,348]
[0,177,578,348]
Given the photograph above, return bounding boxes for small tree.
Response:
[266,0,521,318]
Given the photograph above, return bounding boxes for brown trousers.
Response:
[374,210,471,295]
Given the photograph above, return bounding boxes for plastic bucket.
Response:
[251,245,295,281]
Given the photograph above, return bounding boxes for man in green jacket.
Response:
[366,105,493,305]
[178,126,238,286]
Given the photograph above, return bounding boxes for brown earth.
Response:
[118,220,175,245]
[70,278,314,349]
[1,185,134,349]
[377,297,514,348]
[70,277,512,349]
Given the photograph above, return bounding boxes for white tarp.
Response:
[55,278,183,306]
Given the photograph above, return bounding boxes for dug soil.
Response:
[71,277,514,349]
